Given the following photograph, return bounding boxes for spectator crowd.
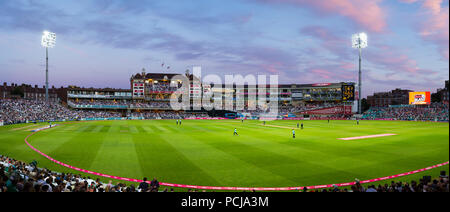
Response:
[1,155,448,192]
[1,99,213,125]
[363,103,449,121]
[3,99,448,125]
[0,155,163,192]
[0,99,121,124]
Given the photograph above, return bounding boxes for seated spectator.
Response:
[138,177,149,192]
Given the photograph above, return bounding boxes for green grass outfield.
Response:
[0,119,448,190]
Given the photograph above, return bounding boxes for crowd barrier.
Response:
[185,117,228,120]
[30,124,59,132]
[283,117,349,120]
[80,117,125,121]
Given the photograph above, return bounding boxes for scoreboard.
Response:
[342,84,355,102]
[132,81,145,98]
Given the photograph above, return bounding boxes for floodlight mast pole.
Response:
[358,46,362,114]
[46,47,49,102]
[42,31,55,102]
[352,33,367,115]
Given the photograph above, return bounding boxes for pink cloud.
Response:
[423,0,444,14]
[311,69,332,79]
[302,66,356,82]
[398,0,419,3]
[300,25,431,79]
[300,26,351,59]
[367,50,421,74]
[421,5,449,59]
[233,13,254,24]
[400,0,449,59]
[339,62,356,70]
[261,63,282,74]
[254,0,387,32]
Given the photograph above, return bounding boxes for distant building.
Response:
[437,80,449,104]
[0,83,14,99]
[367,88,412,107]
[0,82,65,102]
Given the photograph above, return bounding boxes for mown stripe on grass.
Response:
[142,126,154,133]
[135,126,147,134]
[89,131,144,178]
[147,125,160,134]
[75,125,90,132]
[0,124,48,157]
[44,131,105,170]
[27,129,82,154]
[190,125,214,132]
[61,124,78,132]
[92,125,104,133]
[159,132,298,187]
[99,125,111,133]
[108,125,120,134]
[129,125,139,134]
[165,126,181,133]
[240,124,397,163]
[178,126,305,185]
[200,124,376,185]
[153,125,169,132]
[119,125,130,133]
[83,125,98,133]
[131,133,222,186]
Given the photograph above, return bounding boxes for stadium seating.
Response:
[363,103,449,121]
[0,99,121,125]
[0,99,211,125]
[2,99,449,125]
[1,155,448,192]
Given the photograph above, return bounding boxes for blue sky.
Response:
[0,0,448,97]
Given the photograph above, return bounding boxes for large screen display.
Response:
[342,84,355,102]
[409,91,431,105]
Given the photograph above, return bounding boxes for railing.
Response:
[129,106,172,110]
[67,94,132,99]
[68,101,128,109]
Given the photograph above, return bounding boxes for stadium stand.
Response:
[0,99,213,125]
[363,103,449,121]
[0,99,121,125]
[2,98,449,125]
[1,155,448,192]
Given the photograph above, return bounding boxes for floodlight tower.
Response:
[41,31,56,102]
[352,32,367,114]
